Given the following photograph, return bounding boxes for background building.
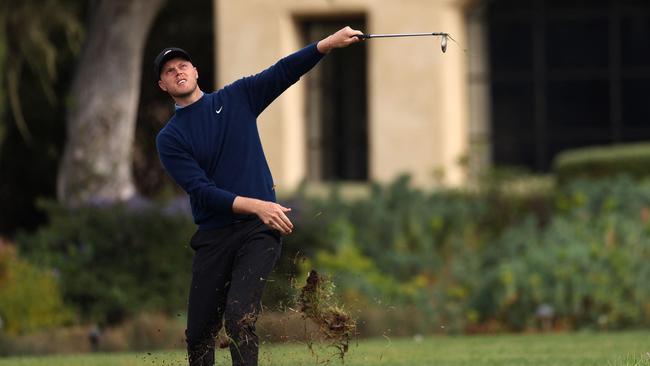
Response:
[214,0,650,190]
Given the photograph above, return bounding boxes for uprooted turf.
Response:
[1,331,648,366]
[296,270,356,361]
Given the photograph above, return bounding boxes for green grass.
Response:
[1,331,648,366]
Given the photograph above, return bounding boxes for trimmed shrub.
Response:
[553,142,650,183]
[17,200,195,325]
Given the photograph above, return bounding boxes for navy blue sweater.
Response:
[156,43,324,230]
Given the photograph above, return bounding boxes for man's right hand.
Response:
[232,196,293,235]
[317,26,364,54]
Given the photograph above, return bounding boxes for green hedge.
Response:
[553,143,650,183]
[17,200,195,325]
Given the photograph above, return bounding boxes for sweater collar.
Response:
[175,91,205,110]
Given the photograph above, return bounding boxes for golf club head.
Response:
[441,35,448,53]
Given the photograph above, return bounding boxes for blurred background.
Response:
[1,0,649,356]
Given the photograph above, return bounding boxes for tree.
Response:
[58,0,166,206]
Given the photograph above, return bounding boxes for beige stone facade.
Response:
[214,0,474,190]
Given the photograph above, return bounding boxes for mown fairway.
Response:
[1,331,648,366]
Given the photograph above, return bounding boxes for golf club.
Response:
[354,32,455,53]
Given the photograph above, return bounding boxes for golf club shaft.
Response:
[356,32,447,39]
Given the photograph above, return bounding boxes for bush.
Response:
[275,175,650,334]
[17,200,195,325]
[0,243,71,336]
[265,174,551,315]
[553,142,650,183]
[480,177,650,331]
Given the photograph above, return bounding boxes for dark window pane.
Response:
[546,19,609,69]
[621,16,650,68]
[488,0,533,13]
[546,0,609,12]
[622,78,650,127]
[491,82,535,168]
[489,20,533,73]
[303,18,368,181]
[621,131,650,143]
[621,0,650,11]
[547,80,610,130]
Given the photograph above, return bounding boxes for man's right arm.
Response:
[238,26,363,117]
[316,26,364,54]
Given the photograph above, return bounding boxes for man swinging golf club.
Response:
[155,26,363,366]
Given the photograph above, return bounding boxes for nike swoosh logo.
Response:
[215,106,223,114]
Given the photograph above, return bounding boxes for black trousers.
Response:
[185,218,282,366]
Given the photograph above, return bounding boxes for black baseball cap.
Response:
[154,47,192,79]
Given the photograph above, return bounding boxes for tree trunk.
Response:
[58,0,165,206]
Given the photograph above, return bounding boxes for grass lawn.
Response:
[0,331,648,366]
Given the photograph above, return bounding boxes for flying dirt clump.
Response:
[296,270,356,360]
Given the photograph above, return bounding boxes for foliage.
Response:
[553,142,650,183]
[277,175,650,333]
[17,200,195,325]
[0,0,83,148]
[13,175,650,335]
[0,1,84,237]
[0,243,71,336]
[0,0,213,238]
[483,178,650,330]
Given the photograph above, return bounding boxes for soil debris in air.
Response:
[297,270,357,360]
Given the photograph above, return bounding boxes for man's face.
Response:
[158,57,199,98]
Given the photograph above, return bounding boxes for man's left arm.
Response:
[240,26,363,116]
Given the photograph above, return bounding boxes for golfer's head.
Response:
[154,47,198,97]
